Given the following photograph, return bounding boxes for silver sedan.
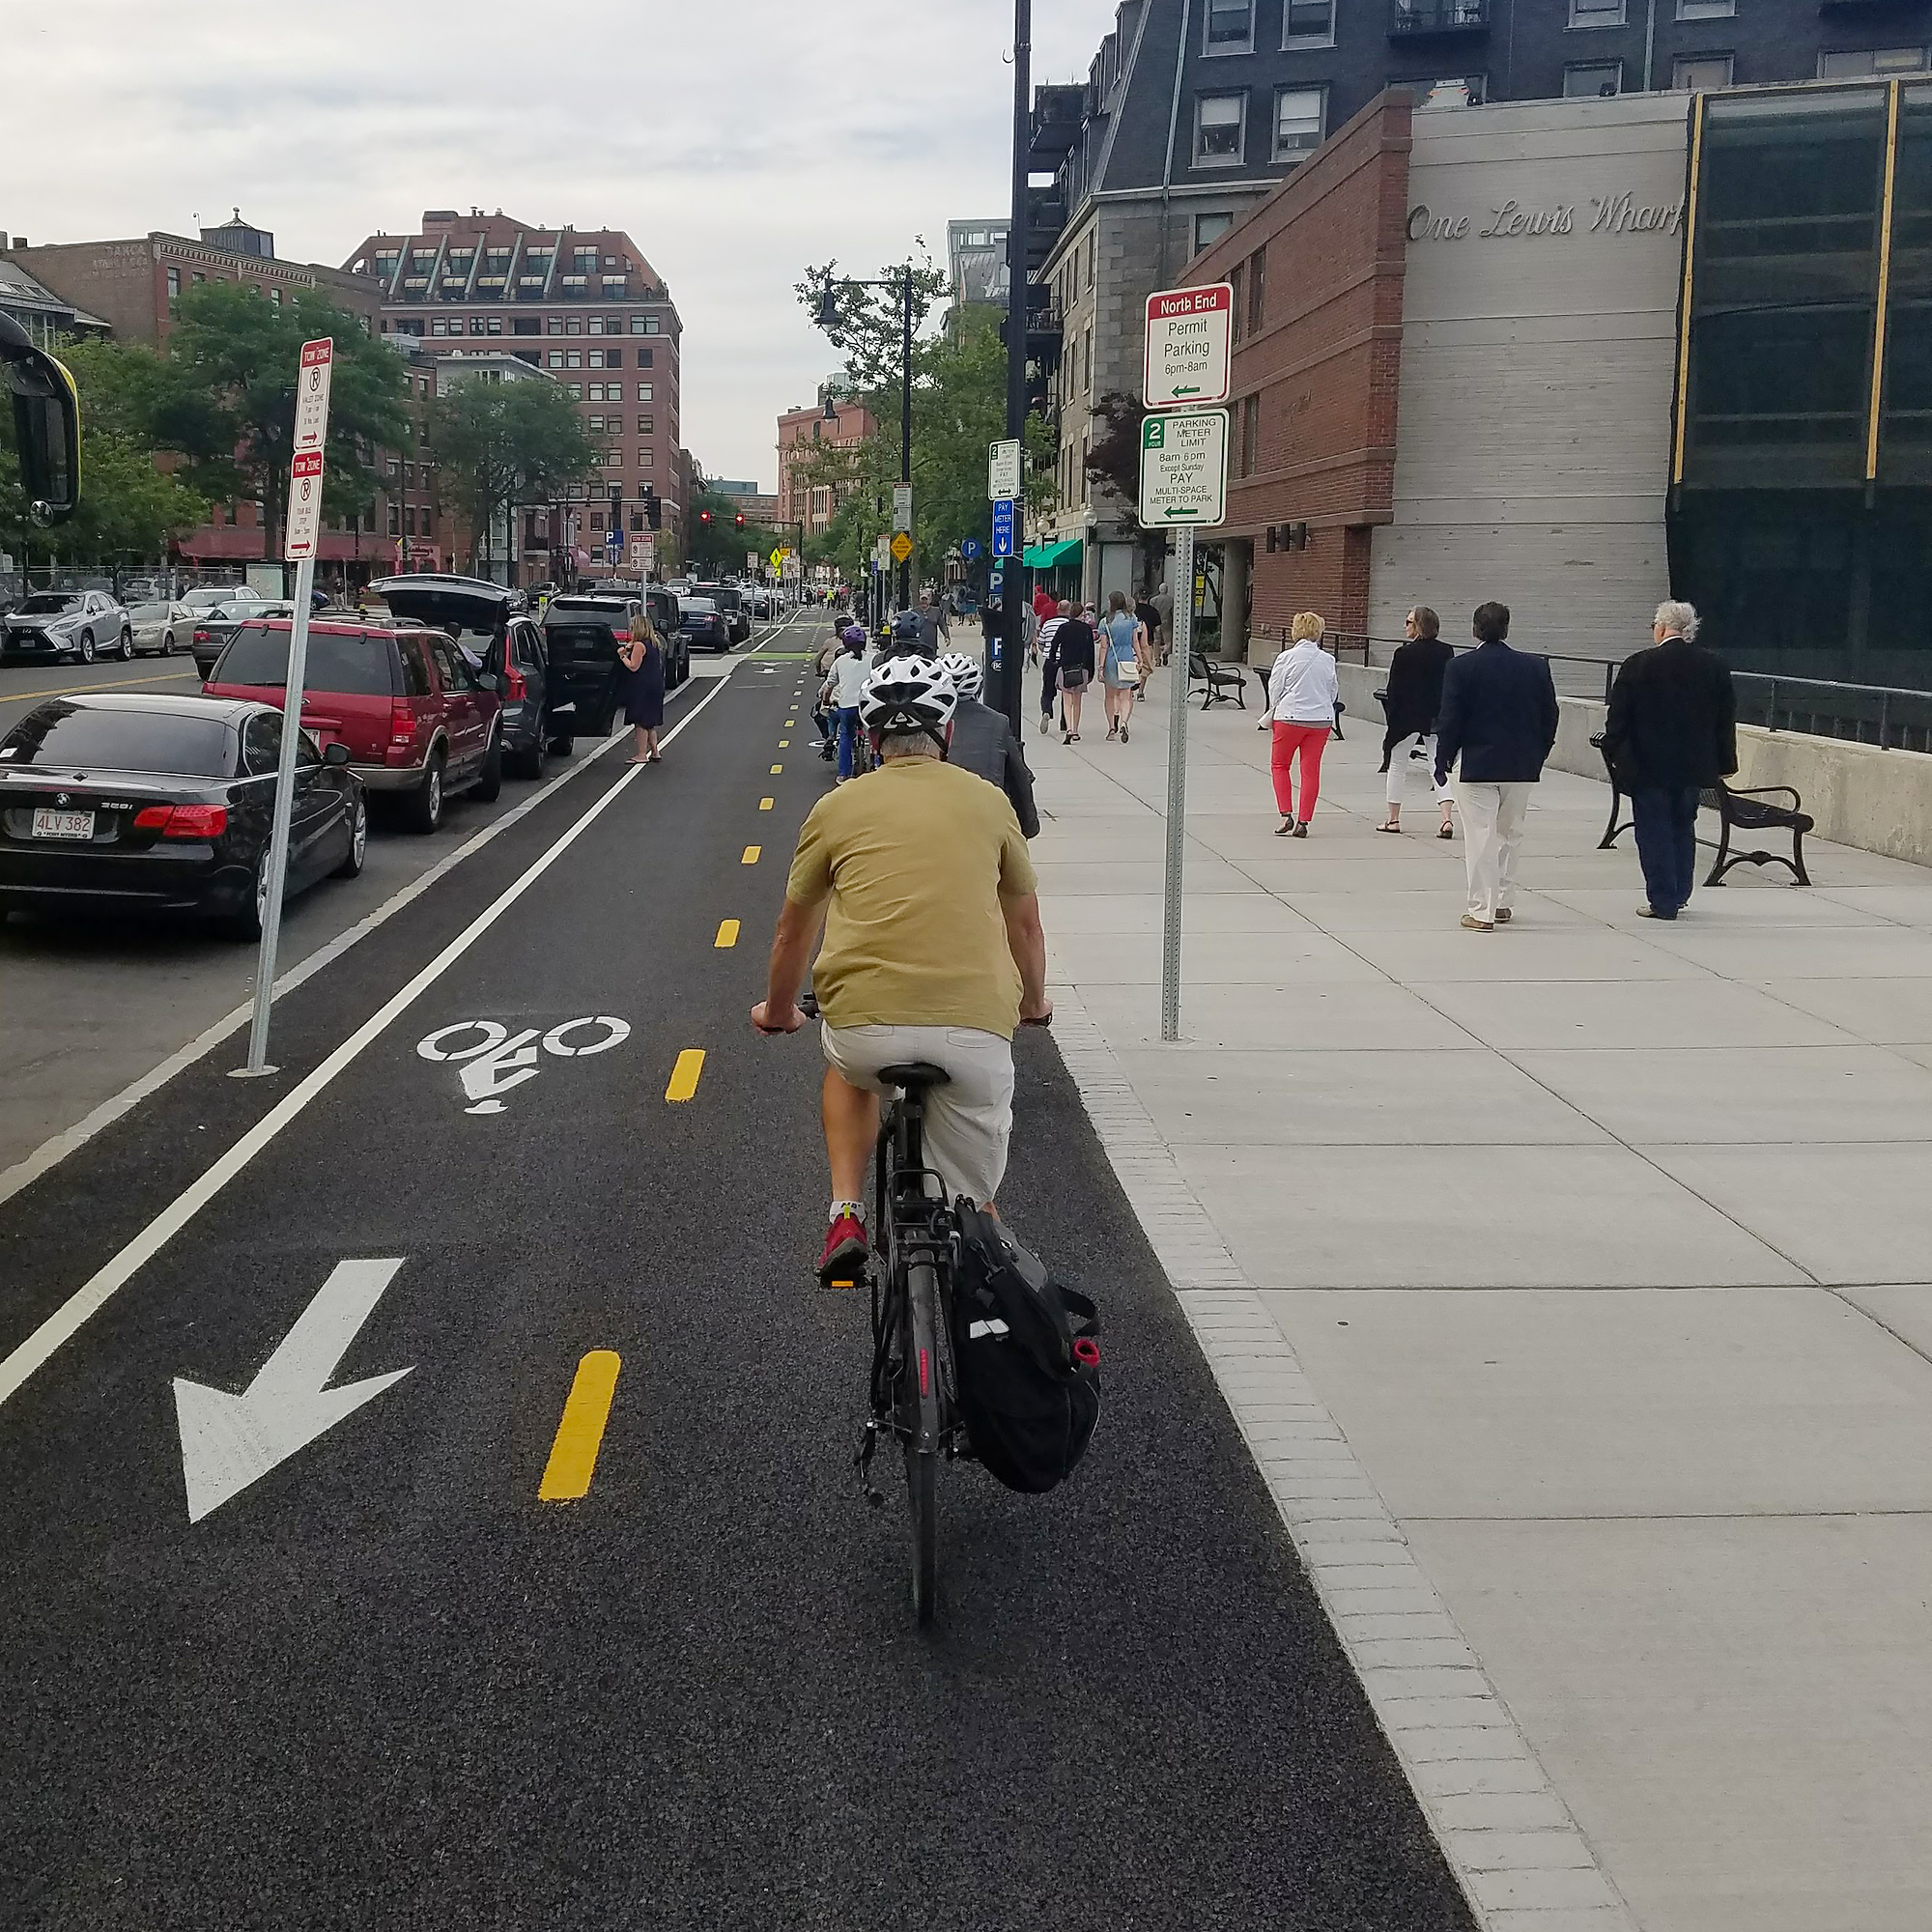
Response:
[125,598,194,658]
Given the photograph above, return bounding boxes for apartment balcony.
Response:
[1388,0,1491,36]
[1026,187,1065,271]
[1030,83,1086,162]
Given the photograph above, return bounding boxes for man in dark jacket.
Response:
[1601,599,1737,920]
[1435,601,1560,930]
[940,652,1038,836]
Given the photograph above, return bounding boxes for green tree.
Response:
[788,282,1056,590]
[154,281,409,554]
[685,486,794,580]
[425,378,597,578]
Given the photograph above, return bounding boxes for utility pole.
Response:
[899,269,914,612]
[998,0,1032,734]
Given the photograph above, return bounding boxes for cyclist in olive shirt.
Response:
[752,656,1051,1284]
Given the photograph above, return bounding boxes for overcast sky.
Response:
[15,0,1121,490]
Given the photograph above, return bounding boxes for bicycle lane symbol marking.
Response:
[415,1015,632,1114]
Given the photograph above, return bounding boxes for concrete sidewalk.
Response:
[1027,668,1932,1932]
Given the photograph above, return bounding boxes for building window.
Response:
[1196,93,1247,164]
[466,316,483,335]
[1084,325,1094,395]
[587,317,604,335]
[1248,244,1267,332]
[587,350,605,368]
[637,348,653,368]
[1568,0,1625,23]
[605,347,623,368]
[638,413,655,434]
[387,503,401,536]
[588,415,604,433]
[268,287,282,309]
[638,450,651,469]
[1274,85,1326,160]
[1674,51,1734,88]
[547,351,562,367]
[430,317,447,336]
[1411,74,1488,107]
[1194,212,1236,252]
[589,510,604,531]
[638,383,653,401]
[1565,59,1623,94]
[1818,46,1928,75]
[1205,0,1253,53]
[1676,0,1733,15]
[487,315,502,334]
[1230,262,1246,343]
[565,319,582,335]
[547,317,562,335]
[629,316,648,333]
[1283,0,1335,48]
[166,266,181,300]
[1241,396,1260,476]
[568,384,582,400]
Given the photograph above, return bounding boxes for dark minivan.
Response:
[540,586,687,742]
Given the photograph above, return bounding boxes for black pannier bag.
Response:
[951,1202,1101,1494]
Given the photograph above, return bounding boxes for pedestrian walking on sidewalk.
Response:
[1054,603,1096,742]
[1267,612,1340,838]
[1035,601,1067,736]
[1151,582,1175,665]
[618,612,666,764]
[1433,602,1559,929]
[1099,591,1143,742]
[1378,605,1456,838]
[1600,599,1737,920]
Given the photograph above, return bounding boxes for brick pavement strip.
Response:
[1047,984,1640,1932]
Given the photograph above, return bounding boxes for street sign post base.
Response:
[228,1065,280,1080]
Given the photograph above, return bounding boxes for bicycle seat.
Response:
[879,1062,950,1092]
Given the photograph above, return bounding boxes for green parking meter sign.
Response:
[1138,409,1229,527]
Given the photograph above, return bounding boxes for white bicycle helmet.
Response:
[859,654,957,742]
[937,651,984,702]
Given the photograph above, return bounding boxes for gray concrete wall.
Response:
[1369,94,1690,661]
[1335,660,1932,869]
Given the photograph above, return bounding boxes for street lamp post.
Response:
[815,267,916,616]
[999,0,1032,736]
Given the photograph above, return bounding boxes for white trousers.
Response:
[1455,780,1531,922]
[1385,732,1451,807]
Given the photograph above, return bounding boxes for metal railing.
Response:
[1389,0,1492,32]
[1252,629,1932,752]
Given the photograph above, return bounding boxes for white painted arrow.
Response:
[172,1258,412,1523]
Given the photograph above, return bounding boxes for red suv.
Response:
[204,616,502,832]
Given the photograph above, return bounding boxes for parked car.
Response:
[1,589,132,665]
[0,693,364,938]
[190,599,298,679]
[182,585,265,616]
[541,586,688,741]
[678,595,732,654]
[125,597,194,657]
[698,582,753,645]
[366,575,566,781]
[205,615,501,833]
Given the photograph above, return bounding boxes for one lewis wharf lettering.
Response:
[1406,189,1685,243]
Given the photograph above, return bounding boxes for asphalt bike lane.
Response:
[0,615,1472,1930]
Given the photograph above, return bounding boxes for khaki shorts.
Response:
[820,1023,1015,1206]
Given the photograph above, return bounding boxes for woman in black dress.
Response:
[619,612,666,764]
[1378,605,1455,837]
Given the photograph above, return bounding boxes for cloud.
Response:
[14,0,1121,486]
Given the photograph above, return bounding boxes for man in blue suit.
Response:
[1435,602,1560,931]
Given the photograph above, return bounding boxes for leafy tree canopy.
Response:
[426,378,597,573]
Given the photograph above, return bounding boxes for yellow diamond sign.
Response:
[769,548,784,571]
[890,532,913,563]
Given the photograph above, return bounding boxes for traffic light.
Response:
[734,511,746,530]
[699,508,712,526]
[642,486,661,529]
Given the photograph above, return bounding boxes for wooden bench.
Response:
[1589,733,1813,886]
[1190,650,1246,711]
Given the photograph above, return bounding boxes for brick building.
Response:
[3,214,391,580]
[341,211,683,582]
[776,390,878,541]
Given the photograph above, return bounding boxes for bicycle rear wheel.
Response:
[901,1254,945,1626]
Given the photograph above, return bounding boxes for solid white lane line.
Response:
[0,614,807,1214]
[0,647,764,1411]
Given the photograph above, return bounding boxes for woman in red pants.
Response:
[1266,611,1340,838]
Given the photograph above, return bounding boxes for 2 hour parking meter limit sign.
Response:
[1139,410,1229,526]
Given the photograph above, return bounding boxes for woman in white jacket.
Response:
[1266,611,1341,838]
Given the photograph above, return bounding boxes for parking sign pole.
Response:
[239,337,333,1078]
[1161,526,1193,1044]
[242,554,316,1075]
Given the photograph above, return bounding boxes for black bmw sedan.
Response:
[0,694,366,940]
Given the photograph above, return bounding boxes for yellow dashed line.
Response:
[715,919,740,948]
[771,763,783,774]
[778,739,790,749]
[537,1350,621,1502]
[758,797,773,810]
[666,1048,706,1101]
[742,843,760,865]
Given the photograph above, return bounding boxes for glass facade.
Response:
[1671,80,1932,684]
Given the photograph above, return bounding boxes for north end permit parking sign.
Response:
[1143,284,1233,409]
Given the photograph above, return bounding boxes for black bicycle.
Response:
[796,992,1049,1626]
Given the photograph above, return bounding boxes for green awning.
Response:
[1022,537,1082,569]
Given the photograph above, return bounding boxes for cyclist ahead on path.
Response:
[825,626,870,782]
[751,656,1052,1287]
[938,650,1038,838]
